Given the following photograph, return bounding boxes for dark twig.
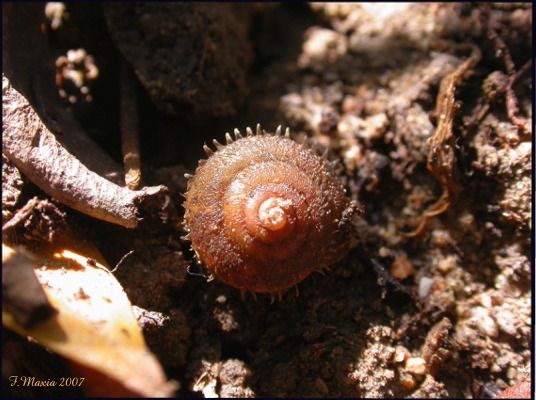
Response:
[488,28,532,138]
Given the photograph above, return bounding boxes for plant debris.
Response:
[2,3,531,398]
[2,75,167,228]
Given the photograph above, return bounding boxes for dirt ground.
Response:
[2,3,532,398]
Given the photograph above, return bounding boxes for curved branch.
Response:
[2,75,166,228]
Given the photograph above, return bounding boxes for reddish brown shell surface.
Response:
[182,125,358,294]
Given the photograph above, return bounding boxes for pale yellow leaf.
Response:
[2,238,177,397]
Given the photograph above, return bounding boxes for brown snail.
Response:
[182,124,359,295]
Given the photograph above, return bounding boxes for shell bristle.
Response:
[213,139,224,150]
[180,233,191,240]
[275,125,282,136]
[284,127,290,138]
[234,128,243,140]
[203,144,214,156]
[246,127,254,136]
[225,132,233,144]
[256,123,262,136]
[184,173,194,179]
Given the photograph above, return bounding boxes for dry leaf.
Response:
[2,238,177,397]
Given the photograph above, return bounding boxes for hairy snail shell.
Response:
[182,125,358,294]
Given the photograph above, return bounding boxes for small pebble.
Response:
[405,357,426,375]
[418,277,434,298]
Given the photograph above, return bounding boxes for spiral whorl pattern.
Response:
[183,125,357,294]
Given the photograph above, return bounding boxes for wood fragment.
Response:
[2,198,41,233]
[2,75,166,228]
[401,43,481,238]
[120,60,142,190]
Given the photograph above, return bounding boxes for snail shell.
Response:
[182,125,358,294]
